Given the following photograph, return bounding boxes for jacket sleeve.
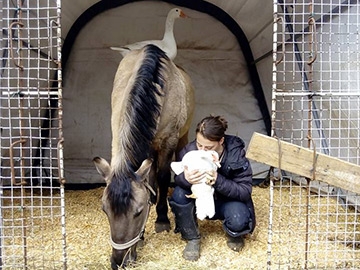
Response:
[174,146,192,190]
[213,147,252,202]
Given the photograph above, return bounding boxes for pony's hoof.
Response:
[155,222,170,233]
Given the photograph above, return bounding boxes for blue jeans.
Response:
[171,186,251,236]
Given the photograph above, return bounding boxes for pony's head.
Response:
[93,157,153,269]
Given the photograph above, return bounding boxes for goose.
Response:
[171,150,220,220]
[110,8,187,60]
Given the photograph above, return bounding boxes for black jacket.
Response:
[174,135,256,233]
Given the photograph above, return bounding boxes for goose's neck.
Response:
[162,15,175,42]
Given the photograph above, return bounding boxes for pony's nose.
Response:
[111,248,137,269]
[111,250,128,269]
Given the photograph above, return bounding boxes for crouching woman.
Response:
[169,115,256,261]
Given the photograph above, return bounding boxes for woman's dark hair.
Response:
[196,115,228,141]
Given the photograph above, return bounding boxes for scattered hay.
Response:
[65,187,269,270]
[65,185,360,269]
[3,184,359,269]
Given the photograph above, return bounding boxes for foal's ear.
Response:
[136,159,153,179]
[93,157,111,183]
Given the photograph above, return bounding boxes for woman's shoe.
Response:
[183,239,201,261]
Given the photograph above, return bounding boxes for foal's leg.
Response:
[154,149,174,233]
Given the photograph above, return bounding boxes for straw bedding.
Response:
[3,184,359,269]
[64,185,360,269]
[65,186,267,270]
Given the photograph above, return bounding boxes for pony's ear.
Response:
[93,157,111,184]
[136,159,153,180]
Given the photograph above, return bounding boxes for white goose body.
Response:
[170,150,220,220]
[111,8,186,60]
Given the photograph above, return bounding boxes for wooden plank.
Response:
[246,132,360,194]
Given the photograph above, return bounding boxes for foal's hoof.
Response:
[155,222,170,233]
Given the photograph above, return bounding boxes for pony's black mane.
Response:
[108,45,168,216]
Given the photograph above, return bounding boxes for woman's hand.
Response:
[184,166,205,185]
[205,170,218,186]
[211,153,221,168]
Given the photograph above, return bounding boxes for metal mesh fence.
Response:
[0,0,66,269]
[270,0,360,269]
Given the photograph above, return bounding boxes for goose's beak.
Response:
[180,10,188,18]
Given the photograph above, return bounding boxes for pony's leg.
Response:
[154,149,174,233]
[149,151,158,205]
[175,131,189,160]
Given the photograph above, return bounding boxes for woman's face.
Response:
[196,133,224,155]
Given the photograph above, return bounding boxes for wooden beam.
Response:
[246,132,360,194]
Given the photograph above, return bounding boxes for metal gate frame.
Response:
[0,0,67,269]
[269,0,360,269]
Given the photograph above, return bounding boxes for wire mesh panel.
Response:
[270,0,360,269]
[0,0,66,269]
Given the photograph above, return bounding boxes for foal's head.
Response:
[93,158,153,269]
